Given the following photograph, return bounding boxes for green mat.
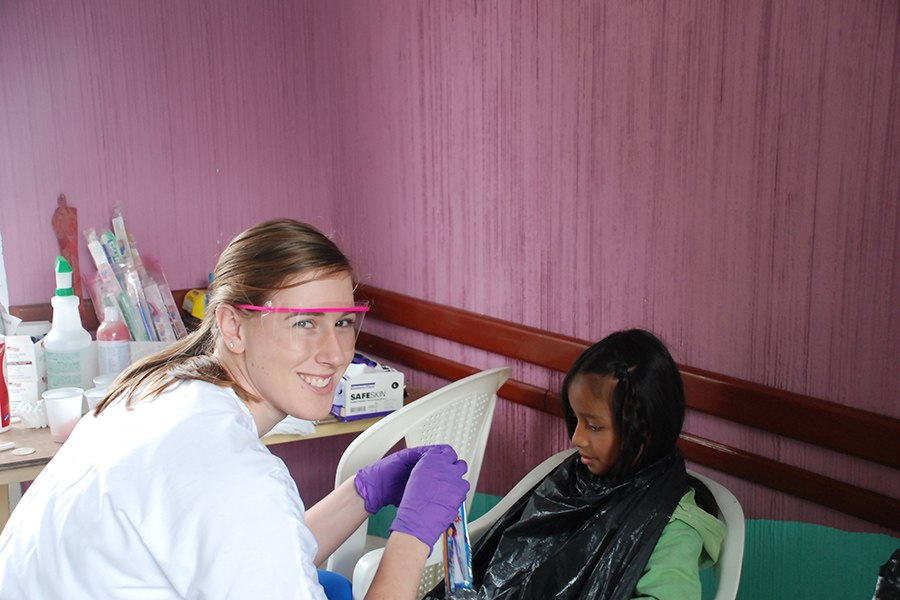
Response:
[723,519,897,600]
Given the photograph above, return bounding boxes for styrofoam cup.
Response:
[84,387,108,412]
[42,387,84,443]
[92,373,118,390]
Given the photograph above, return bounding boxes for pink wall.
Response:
[2,1,897,532]
[0,0,341,301]
[325,0,899,415]
[318,0,899,532]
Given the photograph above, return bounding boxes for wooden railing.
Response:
[8,290,193,332]
[351,284,900,532]
[11,285,898,531]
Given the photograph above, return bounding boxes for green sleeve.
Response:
[632,515,703,600]
[632,488,724,600]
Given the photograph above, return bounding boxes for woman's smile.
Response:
[299,372,335,391]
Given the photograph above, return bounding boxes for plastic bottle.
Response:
[97,305,131,375]
[44,256,96,390]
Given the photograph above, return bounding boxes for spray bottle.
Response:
[44,256,96,390]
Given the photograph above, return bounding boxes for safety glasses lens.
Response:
[256,302,368,351]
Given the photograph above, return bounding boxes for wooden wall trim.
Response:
[357,284,900,471]
[356,284,586,372]
[361,329,900,531]
[8,289,191,333]
[12,286,897,466]
[680,368,900,470]
[357,332,565,418]
[8,301,64,327]
[679,434,900,532]
[10,286,898,530]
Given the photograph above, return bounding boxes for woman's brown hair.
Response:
[94,219,354,414]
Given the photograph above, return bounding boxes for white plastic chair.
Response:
[355,450,745,600]
[325,366,512,593]
[688,469,745,600]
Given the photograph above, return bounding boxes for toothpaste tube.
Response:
[443,503,475,598]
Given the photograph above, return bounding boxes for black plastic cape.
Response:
[873,548,900,600]
[427,449,688,600]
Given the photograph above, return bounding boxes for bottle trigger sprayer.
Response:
[44,256,96,391]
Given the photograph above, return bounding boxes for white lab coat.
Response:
[0,379,327,599]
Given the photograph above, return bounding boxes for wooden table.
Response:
[0,423,58,528]
[0,412,394,532]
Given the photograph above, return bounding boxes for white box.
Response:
[4,326,49,419]
[331,353,404,421]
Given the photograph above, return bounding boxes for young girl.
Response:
[0,219,469,600]
[435,329,724,599]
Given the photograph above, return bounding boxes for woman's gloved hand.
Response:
[355,445,442,514]
[390,445,470,551]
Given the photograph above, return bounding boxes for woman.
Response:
[0,219,468,599]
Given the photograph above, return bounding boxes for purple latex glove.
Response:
[390,445,470,550]
[355,445,446,514]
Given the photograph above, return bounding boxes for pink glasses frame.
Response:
[234,303,370,314]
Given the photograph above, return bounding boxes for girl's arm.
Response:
[632,490,726,600]
[632,517,704,600]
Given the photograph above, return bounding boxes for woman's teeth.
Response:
[300,374,331,389]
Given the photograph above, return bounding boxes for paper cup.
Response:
[42,387,84,443]
[84,387,108,412]
[92,373,118,390]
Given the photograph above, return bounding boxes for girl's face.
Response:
[568,373,621,476]
[237,272,358,427]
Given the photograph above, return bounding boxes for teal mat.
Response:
[370,494,899,599]
[727,519,897,600]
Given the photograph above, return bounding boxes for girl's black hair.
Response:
[561,329,685,482]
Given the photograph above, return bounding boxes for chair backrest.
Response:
[687,469,745,600]
[325,366,511,581]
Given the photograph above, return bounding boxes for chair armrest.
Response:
[469,450,574,544]
[351,547,385,600]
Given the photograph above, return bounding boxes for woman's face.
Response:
[238,272,358,423]
[568,374,621,476]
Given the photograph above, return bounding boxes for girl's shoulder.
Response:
[632,490,726,599]
[669,488,727,565]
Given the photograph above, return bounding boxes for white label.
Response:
[46,349,82,388]
[98,340,131,375]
